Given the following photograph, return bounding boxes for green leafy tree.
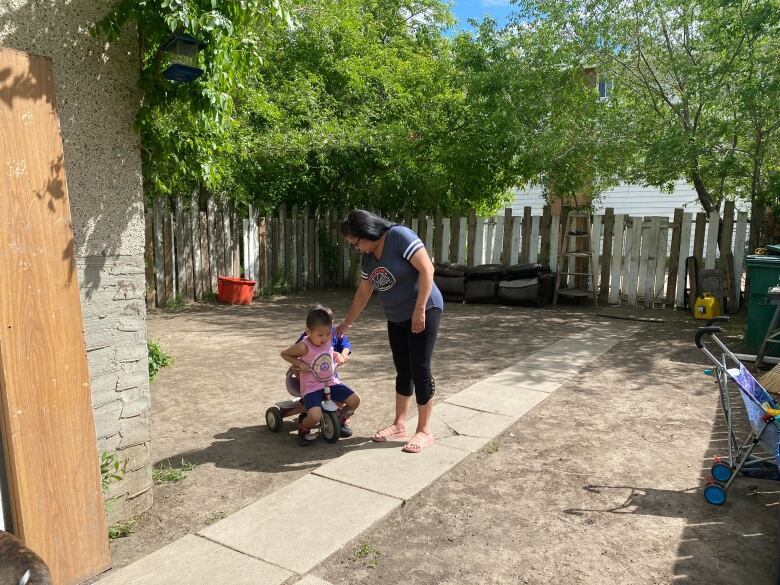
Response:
[513,0,780,243]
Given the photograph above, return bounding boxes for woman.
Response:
[336,210,444,453]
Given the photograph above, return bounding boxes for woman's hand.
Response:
[336,321,351,337]
[411,306,426,334]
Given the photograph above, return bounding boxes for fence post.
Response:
[705,211,720,270]
[520,206,532,263]
[467,209,477,266]
[666,208,684,307]
[449,213,461,264]
[693,212,707,265]
[539,205,551,266]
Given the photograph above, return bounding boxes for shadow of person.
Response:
[156,423,401,475]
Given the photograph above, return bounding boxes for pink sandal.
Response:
[372,425,406,442]
[402,433,434,453]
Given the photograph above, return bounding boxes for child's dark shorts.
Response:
[303,383,354,411]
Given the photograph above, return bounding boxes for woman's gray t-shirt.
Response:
[360,225,444,323]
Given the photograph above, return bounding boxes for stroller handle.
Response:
[695,326,722,349]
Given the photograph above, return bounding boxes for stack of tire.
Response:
[433,262,468,302]
[464,264,505,303]
[434,262,554,307]
[497,263,554,307]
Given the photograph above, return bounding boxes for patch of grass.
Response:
[261,278,288,297]
[148,339,174,383]
[153,459,198,485]
[203,290,218,303]
[352,542,381,568]
[108,520,135,540]
[483,440,500,454]
[205,510,227,525]
[163,294,186,311]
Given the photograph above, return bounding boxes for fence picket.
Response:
[626,217,642,306]
[549,215,560,272]
[675,213,694,307]
[529,215,540,264]
[693,212,707,264]
[520,206,532,263]
[191,198,202,300]
[666,209,683,306]
[653,220,669,304]
[599,208,615,302]
[501,208,513,265]
[449,213,460,263]
[153,198,165,305]
[608,215,625,305]
[734,210,748,287]
[441,218,451,264]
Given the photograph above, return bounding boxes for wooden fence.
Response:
[144,198,749,310]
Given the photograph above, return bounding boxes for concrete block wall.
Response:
[1,0,152,523]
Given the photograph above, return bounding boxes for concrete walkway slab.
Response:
[445,382,549,417]
[432,402,515,438]
[94,534,292,585]
[199,474,399,575]
[436,434,492,452]
[485,366,573,393]
[313,443,469,500]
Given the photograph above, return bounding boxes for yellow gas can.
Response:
[693,293,721,320]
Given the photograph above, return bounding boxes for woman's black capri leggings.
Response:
[387,308,442,405]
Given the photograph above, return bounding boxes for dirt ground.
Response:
[101,290,778,584]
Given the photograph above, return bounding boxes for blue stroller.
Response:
[696,319,780,505]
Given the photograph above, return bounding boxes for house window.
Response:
[598,77,612,100]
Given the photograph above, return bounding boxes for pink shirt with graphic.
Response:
[297,336,339,396]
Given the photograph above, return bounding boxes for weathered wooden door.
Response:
[0,47,110,584]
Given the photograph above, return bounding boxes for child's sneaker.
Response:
[339,409,355,438]
[340,420,353,438]
[297,425,317,447]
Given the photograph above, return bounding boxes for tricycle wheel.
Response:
[321,410,340,443]
[265,406,283,432]
[704,483,727,505]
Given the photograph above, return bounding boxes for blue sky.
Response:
[449,0,514,32]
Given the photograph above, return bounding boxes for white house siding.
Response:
[511,180,749,218]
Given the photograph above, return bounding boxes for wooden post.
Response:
[539,205,552,265]
[665,209,684,306]
[291,205,299,290]
[467,209,477,266]
[520,206,532,263]
[449,213,461,264]
[675,213,694,307]
[599,208,615,302]
[653,219,669,305]
[693,212,707,264]
[190,198,202,301]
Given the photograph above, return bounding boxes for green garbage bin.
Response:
[745,253,780,356]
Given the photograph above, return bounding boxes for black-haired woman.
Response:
[335,210,444,453]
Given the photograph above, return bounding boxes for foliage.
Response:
[148,339,174,383]
[352,542,381,568]
[512,0,780,226]
[163,294,186,311]
[100,451,126,493]
[94,0,292,198]
[153,458,198,484]
[108,520,135,539]
[260,278,289,297]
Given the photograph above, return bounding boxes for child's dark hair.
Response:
[340,209,396,241]
[306,305,333,330]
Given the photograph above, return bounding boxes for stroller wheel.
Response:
[711,462,732,483]
[704,483,727,505]
[321,410,341,443]
[266,406,283,433]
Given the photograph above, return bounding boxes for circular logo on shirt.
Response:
[369,266,396,292]
[310,352,334,383]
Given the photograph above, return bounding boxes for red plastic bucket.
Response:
[217,276,256,305]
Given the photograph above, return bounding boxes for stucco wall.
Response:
[0,0,152,522]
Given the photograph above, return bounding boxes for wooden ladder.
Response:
[553,211,598,307]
